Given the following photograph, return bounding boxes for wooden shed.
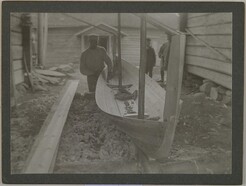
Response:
[31,13,175,66]
[185,13,232,90]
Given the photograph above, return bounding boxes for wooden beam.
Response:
[179,13,188,32]
[133,13,180,36]
[38,13,44,66]
[62,13,117,36]
[22,80,79,173]
[138,14,147,119]
[117,13,122,88]
[112,35,116,66]
[155,34,186,159]
[21,13,33,75]
[43,13,48,65]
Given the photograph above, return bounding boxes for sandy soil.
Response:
[10,65,232,174]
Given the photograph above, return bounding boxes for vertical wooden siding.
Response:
[46,27,167,67]
[185,13,232,89]
[10,13,25,85]
[46,27,82,66]
[121,28,167,66]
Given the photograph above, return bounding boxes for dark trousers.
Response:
[145,65,154,78]
[87,72,100,92]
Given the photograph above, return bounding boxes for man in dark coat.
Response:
[158,37,170,83]
[80,34,113,92]
[145,38,156,78]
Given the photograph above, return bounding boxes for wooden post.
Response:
[112,35,117,72]
[138,14,147,119]
[117,13,122,88]
[179,13,188,32]
[179,13,188,80]
[43,13,48,65]
[38,13,44,66]
[21,13,32,72]
[154,34,186,159]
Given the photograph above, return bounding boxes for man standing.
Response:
[158,37,170,83]
[80,34,113,92]
[145,38,156,78]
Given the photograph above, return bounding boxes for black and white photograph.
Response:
[2,1,244,185]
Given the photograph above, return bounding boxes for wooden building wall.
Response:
[121,28,167,66]
[185,13,232,89]
[10,13,25,85]
[45,27,167,67]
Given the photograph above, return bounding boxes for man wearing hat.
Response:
[80,34,113,92]
[145,38,156,78]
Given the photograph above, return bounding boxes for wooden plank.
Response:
[13,60,23,70]
[10,15,22,32]
[186,35,232,49]
[14,69,25,85]
[136,14,180,35]
[187,13,232,28]
[117,13,122,87]
[187,65,232,89]
[179,13,188,32]
[186,46,232,61]
[188,23,232,35]
[34,73,60,83]
[155,34,186,159]
[38,13,44,66]
[12,45,23,60]
[63,13,117,36]
[35,69,66,77]
[23,80,79,173]
[11,31,22,45]
[43,13,48,65]
[138,14,147,119]
[185,55,232,75]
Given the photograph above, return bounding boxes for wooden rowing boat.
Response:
[96,34,186,160]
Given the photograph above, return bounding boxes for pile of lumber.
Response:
[49,63,75,73]
[30,69,66,91]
